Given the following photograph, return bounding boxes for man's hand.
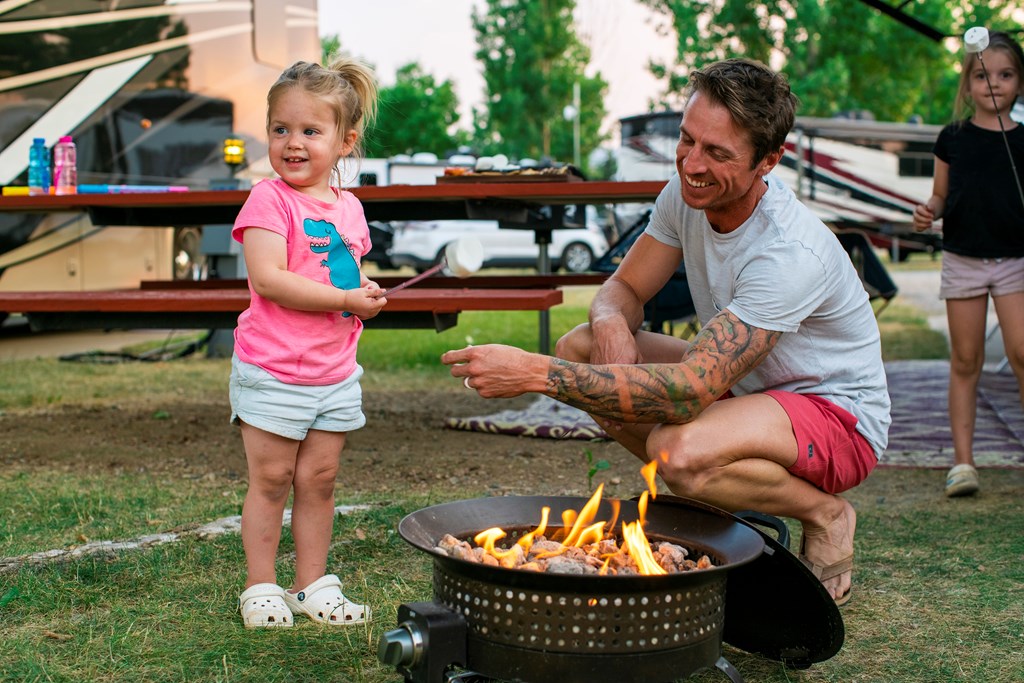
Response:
[589,316,642,366]
[441,344,548,398]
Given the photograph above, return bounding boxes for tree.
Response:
[321,34,341,65]
[472,0,608,169]
[321,35,469,159]
[638,0,1024,124]
[363,63,469,159]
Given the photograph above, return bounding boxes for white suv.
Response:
[388,207,610,274]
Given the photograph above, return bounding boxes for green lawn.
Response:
[7,273,1021,683]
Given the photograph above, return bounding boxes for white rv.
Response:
[0,0,321,305]
[614,111,944,260]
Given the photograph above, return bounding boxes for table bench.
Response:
[0,181,646,347]
[137,273,609,291]
[0,286,564,333]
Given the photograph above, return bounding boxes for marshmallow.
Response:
[965,26,989,54]
[444,236,484,278]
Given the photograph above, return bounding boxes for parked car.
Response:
[365,221,396,269]
[387,206,611,273]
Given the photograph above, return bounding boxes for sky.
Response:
[319,0,678,139]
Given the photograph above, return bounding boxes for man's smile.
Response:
[684,174,713,188]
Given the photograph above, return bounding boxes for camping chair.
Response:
[834,230,899,317]
[594,211,699,337]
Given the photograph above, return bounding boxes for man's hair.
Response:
[687,58,798,168]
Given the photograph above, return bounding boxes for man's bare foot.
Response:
[800,498,856,604]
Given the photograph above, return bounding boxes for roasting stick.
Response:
[964,26,1024,211]
[375,236,484,297]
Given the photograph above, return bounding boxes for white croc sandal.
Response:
[285,574,370,626]
[239,583,293,629]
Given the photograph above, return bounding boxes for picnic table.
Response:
[0,181,665,349]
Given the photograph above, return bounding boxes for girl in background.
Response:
[232,58,385,627]
[913,31,1024,497]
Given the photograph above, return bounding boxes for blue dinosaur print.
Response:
[304,218,360,316]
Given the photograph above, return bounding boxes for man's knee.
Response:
[554,323,593,361]
[646,424,710,496]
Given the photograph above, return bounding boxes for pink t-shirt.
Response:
[232,178,371,385]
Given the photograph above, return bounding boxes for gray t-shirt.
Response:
[645,173,891,458]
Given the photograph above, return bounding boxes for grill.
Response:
[379,495,782,683]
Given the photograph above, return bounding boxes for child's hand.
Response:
[912,203,934,232]
[363,279,383,297]
[347,284,387,319]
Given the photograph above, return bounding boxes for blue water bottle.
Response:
[28,137,50,195]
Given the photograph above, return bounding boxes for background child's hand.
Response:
[347,284,387,319]
[912,203,935,232]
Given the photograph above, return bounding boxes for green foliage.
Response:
[364,63,470,158]
[638,0,1024,124]
[583,448,611,489]
[471,0,609,168]
[320,33,341,65]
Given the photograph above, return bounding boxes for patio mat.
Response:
[883,360,1023,468]
[443,361,1024,469]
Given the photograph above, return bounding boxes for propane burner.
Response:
[378,495,770,683]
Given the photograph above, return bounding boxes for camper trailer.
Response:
[615,110,944,260]
[0,0,321,297]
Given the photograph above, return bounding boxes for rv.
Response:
[0,0,320,301]
[615,110,945,260]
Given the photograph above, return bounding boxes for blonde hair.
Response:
[267,57,378,184]
[954,31,1024,120]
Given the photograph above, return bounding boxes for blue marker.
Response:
[78,184,190,194]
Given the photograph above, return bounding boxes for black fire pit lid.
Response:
[650,496,844,669]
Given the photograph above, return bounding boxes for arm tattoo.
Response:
[547,309,781,424]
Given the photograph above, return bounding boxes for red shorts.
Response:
[764,390,878,494]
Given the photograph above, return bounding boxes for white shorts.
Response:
[229,355,365,440]
[940,252,1024,300]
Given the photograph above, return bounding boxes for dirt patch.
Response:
[7,384,1003,512]
[0,388,639,499]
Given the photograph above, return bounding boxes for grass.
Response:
[2,473,1022,682]
[6,262,1022,682]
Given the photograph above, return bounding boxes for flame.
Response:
[463,464,680,576]
[621,520,667,575]
[514,505,551,554]
[606,498,621,533]
[474,527,519,561]
[563,484,604,546]
[641,459,659,499]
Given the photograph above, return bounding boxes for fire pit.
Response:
[379,495,772,683]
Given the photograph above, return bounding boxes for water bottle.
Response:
[53,135,77,195]
[28,138,50,195]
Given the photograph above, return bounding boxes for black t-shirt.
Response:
[933,120,1024,258]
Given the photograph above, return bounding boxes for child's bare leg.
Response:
[946,297,989,465]
[290,429,345,589]
[993,291,1024,410]
[240,423,299,587]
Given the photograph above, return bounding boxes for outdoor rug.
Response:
[444,360,1024,469]
[883,360,1023,468]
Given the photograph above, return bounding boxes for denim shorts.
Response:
[940,252,1024,300]
[229,355,365,440]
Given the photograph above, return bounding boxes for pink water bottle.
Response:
[53,135,78,195]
